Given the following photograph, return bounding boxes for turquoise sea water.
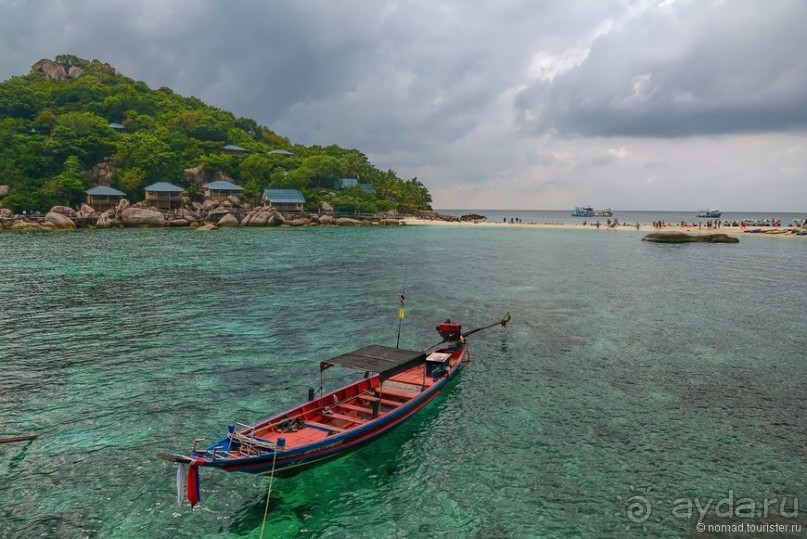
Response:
[1,224,805,538]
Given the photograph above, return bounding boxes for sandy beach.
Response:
[402,217,807,237]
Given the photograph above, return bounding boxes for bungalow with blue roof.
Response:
[263,189,305,214]
[202,180,244,202]
[333,178,359,189]
[223,144,247,156]
[86,185,126,212]
[144,182,185,210]
[360,183,375,194]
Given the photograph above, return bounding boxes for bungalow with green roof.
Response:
[144,182,185,210]
[202,180,244,202]
[86,185,126,212]
[223,144,247,156]
[263,189,305,214]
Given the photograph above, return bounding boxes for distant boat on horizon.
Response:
[571,206,594,217]
[697,209,722,218]
[593,208,613,217]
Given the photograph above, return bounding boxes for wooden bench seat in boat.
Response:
[305,420,346,433]
[338,403,375,415]
[326,412,367,425]
[378,387,420,400]
[357,395,402,408]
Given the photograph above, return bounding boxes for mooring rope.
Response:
[258,446,279,539]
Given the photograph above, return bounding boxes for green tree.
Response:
[1,191,39,213]
[115,167,146,200]
[295,155,346,188]
[114,132,175,180]
[330,187,380,214]
[33,110,58,132]
[397,178,432,212]
[38,155,87,207]
[371,169,401,199]
[240,154,273,186]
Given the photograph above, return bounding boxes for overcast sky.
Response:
[1,0,806,211]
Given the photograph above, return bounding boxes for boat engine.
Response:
[436,320,462,342]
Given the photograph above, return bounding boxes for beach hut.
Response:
[144,182,185,210]
[263,189,305,214]
[86,185,126,212]
[333,178,359,189]
[202,180,244,202]
[268,149,293,156]
[222,144,247,156]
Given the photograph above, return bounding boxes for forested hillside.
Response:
[0,55,432,214]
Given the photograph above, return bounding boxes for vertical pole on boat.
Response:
[396,269,407,348]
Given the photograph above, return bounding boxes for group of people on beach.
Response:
[651,219,722,229]
[582,218,640,230]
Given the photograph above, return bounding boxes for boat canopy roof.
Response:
[320,345,424,379]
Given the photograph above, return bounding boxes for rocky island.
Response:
[642,231,739,243]
[0,56,436,227]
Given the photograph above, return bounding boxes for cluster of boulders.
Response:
[31,59,84,80]
[0,198,406,231]
[414,210,461,222]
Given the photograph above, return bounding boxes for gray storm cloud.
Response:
[515,1,807,138]
[1,0,805,209]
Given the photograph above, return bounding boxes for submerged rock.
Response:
[642,232,739,244]
[10,221,42,230]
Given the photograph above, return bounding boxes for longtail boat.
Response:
[157,313,510,506]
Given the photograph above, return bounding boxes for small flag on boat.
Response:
[399,294,405,305]
[187,464,201,508]
[177,463,187,505]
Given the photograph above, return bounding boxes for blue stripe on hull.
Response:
[223,382,442,474]
[205,355,467,475]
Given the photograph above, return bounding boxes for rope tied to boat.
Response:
[259,437,284,539]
